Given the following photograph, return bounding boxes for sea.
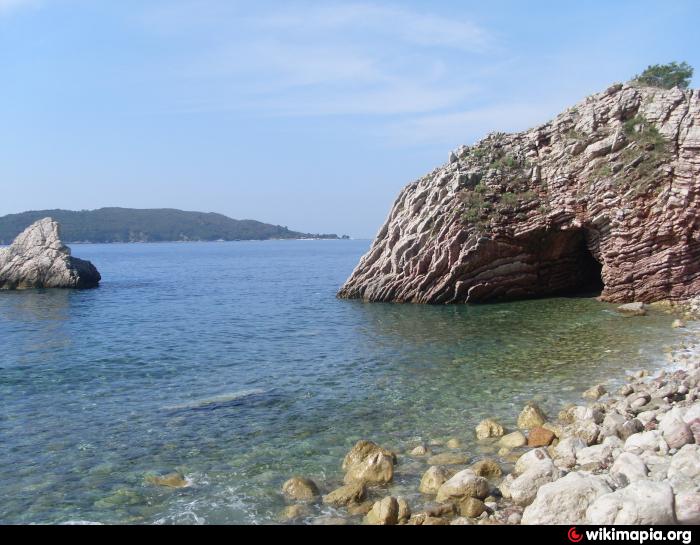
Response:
[0,240,688,524]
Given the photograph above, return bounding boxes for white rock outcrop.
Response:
[586,481,676,525]
[0,218,100,289]
[522,472,613,525]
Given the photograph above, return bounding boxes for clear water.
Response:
[0,240,685,524]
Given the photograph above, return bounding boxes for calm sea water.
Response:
[0,240,687,524]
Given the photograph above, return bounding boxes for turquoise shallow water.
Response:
[0,240,686,524]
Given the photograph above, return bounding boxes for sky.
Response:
[0,0,698,238]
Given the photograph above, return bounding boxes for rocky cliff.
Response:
[0,218,101,289]
[339,83,700,304]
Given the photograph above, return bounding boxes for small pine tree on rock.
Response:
[633,62,693,89]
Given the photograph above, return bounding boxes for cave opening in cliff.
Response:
[568,235,604,297]
[532,228,604,298]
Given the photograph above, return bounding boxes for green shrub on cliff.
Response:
[632,62,693,89]
[620,115,672,196]
[623,115,668,153]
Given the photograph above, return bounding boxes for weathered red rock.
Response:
[338,84,700,304]
[528,426,556,447]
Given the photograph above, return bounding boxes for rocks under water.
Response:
[282,329,700,525]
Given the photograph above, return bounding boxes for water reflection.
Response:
[0,290,76,363]
[0,289,73,322]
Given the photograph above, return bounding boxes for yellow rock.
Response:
[145,472,189,488]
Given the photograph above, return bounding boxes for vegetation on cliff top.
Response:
[0,208,345,244]
[633,62,693,89]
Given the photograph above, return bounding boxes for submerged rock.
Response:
[427,452,469,466]
[672,319,687,328]
[0,218,101,289]
[409,444,429,457]
[342,440,395,485]
[475,418,505,440]
[347,500,374,516]
[144,472,189,488]
[446,438,462,449]
[419,466,451,495]
[583,384,607,400]
[322,482,367,507]
[279,503,311,522]
[281,476,319,501]
[617,302,648,316]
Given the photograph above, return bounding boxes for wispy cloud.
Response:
[141,1,495,118]
[382,102,569,148]
[256,3,492,52]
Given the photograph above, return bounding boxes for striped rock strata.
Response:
[339,83,700,303]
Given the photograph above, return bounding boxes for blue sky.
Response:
[1,0,697,237]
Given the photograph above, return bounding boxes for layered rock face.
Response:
[0,218,101,289]
[339,83,700,303]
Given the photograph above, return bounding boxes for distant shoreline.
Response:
[0,207,350,245]
[69,237,356,244]
[0,237,362,248]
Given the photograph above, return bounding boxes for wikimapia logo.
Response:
[567,527,693,544]
[569,528,584,543]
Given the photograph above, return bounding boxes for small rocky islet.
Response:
[279,311,700,525]
[0,217,100,289]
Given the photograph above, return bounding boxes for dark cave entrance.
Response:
[523,228,604,299]
[465,228,606,303]
[564,232,604,297]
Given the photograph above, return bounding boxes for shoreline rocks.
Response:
[517,403,547,430]
[342,440,395,485]
[475,418,504,440]
[281,320,700,526]
[282,477,319,501]
[0,218,100,290]
[322,482,367,507]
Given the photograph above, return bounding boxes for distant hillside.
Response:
[0,208,345,244]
